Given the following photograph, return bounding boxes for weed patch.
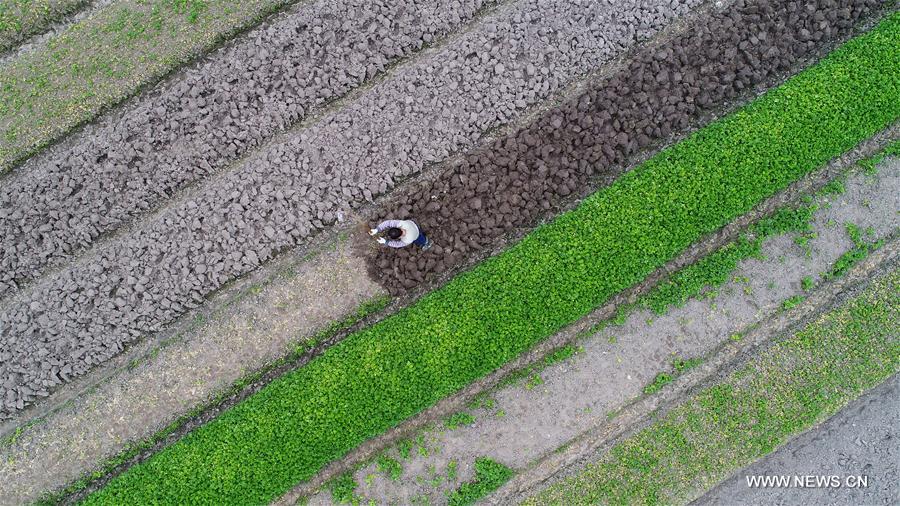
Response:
[446,458,515,506]
[444,412,476,431]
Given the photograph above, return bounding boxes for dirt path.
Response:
[302,157,898,505]
[692,373,899,506]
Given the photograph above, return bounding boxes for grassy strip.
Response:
[0,0,87,53]
[0,0,293,172]
[525,269,899,505]
[34,294,390,505]
[85,15,900,505]
[447,458,515,506]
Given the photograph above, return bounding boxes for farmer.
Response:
[369,219,433,250]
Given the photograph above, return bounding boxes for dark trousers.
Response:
[413,232,430,248]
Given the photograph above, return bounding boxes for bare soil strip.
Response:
[0,0,494,299]
[369,0,886,294]
[302,157,899,505]
[0,0,708,419]
[0,241,384,504]
[510,248,898,505]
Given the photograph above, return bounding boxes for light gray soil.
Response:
[0,241,382,504]
[0,0,491,297]
[303,159,899,505]
[693,373,899,506]
[0,0,706,419]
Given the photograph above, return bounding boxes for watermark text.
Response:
[746,475,869,489]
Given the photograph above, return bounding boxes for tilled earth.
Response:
[308,158,899,505]
[370,0,883,293]
[0,241,384,504]
[0,0,712,419]
[0,0,490,296]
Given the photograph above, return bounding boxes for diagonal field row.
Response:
[694,375,899,505]
[80,18,899,503]
[370,0,886,293]
[0,242,386,504]
[523,267,899,505]
[0,0,492,298]
[0,0,298,172]
[0,0,709,418]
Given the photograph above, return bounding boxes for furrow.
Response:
[0,0,495,300]
[0,0,707,418]
[368,0,887,294]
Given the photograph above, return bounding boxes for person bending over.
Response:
[369,219,433,250]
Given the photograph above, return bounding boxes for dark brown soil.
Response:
[367,0,883,294]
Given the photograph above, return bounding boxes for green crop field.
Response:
[82,13,900,505]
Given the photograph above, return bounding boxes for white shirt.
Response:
[376,219,420,248]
